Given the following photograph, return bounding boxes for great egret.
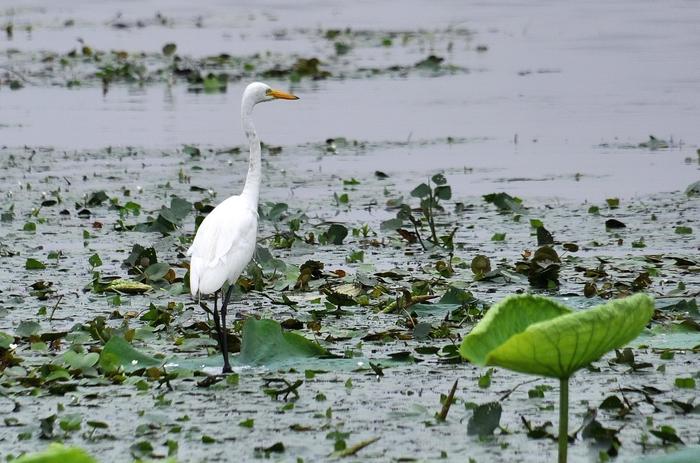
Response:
[187,82,298,373]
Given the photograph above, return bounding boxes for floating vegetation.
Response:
[1,28,472,91]
[0,131,698,461]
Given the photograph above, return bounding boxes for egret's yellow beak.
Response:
[267,89,299,100]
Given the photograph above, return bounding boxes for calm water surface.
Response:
[1,0,699,200]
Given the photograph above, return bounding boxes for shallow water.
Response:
[3,1,699,200]
[2,77,698,200]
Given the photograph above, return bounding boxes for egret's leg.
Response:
[219,285,235,373]
[210,291,225,360]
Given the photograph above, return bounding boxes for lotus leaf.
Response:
[460,293,654,379]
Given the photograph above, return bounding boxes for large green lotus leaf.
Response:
[459,295,572,368]
[460,294,654,378]
[12,443,96,463]
[637,448,700,463]
[99,335,163,373]
[410,303,461,317]
[0,331,14,349]
[637,323,700,349]
[238,318,329,367]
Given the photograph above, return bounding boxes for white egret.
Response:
[187,82,298,373]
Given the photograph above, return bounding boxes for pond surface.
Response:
[2,0,699,199]
[0,1,699,462]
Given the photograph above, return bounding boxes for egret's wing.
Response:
[187,196,258,295]
[188,197,257,265]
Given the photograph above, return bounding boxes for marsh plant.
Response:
[460,294,654,463]
[383,174,454,250]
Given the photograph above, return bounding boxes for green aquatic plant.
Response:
[382,174,453,250]
[11,443,96,463]
[460,293,654,463]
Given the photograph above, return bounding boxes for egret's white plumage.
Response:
[188,195,258,296]
[186,81,298,373]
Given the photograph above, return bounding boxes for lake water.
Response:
[2,0,699,198]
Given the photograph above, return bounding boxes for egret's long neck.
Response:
[240,98,261,205]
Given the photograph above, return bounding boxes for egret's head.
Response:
[244,81,298,105]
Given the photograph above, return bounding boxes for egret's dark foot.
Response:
[217,324,232,374]
[220,321,232,374]
[219,285,236,374]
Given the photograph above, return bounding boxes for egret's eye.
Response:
[265,88,272,96]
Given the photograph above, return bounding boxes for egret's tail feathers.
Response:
[189,256,228,296]
[189,256,201,297]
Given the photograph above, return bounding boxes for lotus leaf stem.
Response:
[559,377,569,463]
